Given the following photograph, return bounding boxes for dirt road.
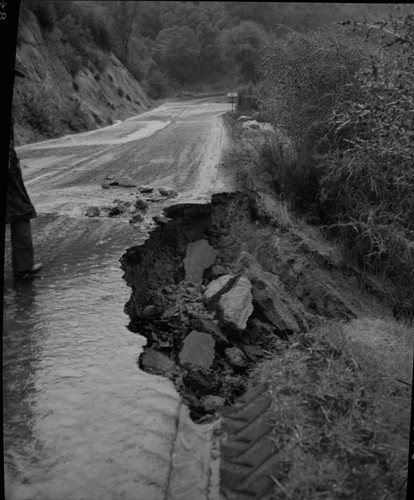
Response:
[3,96,230,500]
[18,96,232,215]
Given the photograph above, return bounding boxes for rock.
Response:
[195,317,228,344]
[141,305,163,319]
[85,206,100,217]
[204,274,237,309]
[134,197,149,210]
[158,187,178,197]
[162,305,181,319]
[183,239,218,283]
[128,206,137,214]
[237,115,253,122]
[105,175,115,180]
[218,276,254,331]
[140,349,176,375]
[138,185,154,193]
[129,213,144,224]
[153,215,169,225]
[183,370,216,395]
[238,252,304,335]
[118,175,136,187]
[224,347,249,368]
[101,181,111,189]
[201,395,226,411]
[241,344,265,361]
[108,206,121,217]
[179,331,215,369]
[242,120,260,130]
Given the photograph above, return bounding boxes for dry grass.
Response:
[251,316,413,499]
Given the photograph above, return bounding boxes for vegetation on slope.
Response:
[234,5,414,316]
[21,1,392,97]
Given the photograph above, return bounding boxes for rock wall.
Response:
[12,10,151,145]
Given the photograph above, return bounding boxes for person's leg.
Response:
[11,219,34,275]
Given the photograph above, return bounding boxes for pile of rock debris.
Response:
[85,178,178,221]
[129,237,309,422]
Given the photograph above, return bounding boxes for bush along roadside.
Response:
[256,10,414,319]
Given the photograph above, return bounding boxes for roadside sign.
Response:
[227,92,238,113]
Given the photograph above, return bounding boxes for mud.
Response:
[121,192,389,423]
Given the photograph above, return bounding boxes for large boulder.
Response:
[183,239,218,283]
[179,331,215,369]
[204,274,237,309]
[218,276,254,331]
[238,252,307,335]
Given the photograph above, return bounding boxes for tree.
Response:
[154,25,201,85]
[219,21,268,82]
[108,1,140,64]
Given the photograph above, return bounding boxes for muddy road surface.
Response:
[18,95,232,215]
[3,96,230,500]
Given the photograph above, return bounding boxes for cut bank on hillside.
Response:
[13,7,150,146]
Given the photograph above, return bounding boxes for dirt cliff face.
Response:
[12,10,150,145]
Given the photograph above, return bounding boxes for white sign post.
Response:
[227,93,238,114]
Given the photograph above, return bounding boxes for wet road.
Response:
[3,96,230,500]
[18,96,231,215]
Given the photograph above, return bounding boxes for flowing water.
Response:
[3,214,181,500]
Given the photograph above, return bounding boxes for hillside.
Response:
[13,8,151,146]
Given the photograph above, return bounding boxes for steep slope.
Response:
[12,9,151,146]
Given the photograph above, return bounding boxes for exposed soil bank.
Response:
[121,192,390,422]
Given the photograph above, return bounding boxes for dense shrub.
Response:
[318,12,414,283]
[260,10,414,300]
[261,25,366,154]
[236,82,261,113]
[144,67,171,99]
[62,99,92,132]
[14,86,62,137]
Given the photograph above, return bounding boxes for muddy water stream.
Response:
[3,214,181,500]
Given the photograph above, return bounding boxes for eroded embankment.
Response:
[120,192,384,422]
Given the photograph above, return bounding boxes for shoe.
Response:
[14,263,43,278]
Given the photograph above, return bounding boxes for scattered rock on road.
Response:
[130,213,145,224]
[85,206,100,217]
[118,176,136,187]
[135,197,149,210]
[158,187,178,197]
[138,185,154,194]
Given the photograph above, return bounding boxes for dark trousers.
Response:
[10,219,34,275]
